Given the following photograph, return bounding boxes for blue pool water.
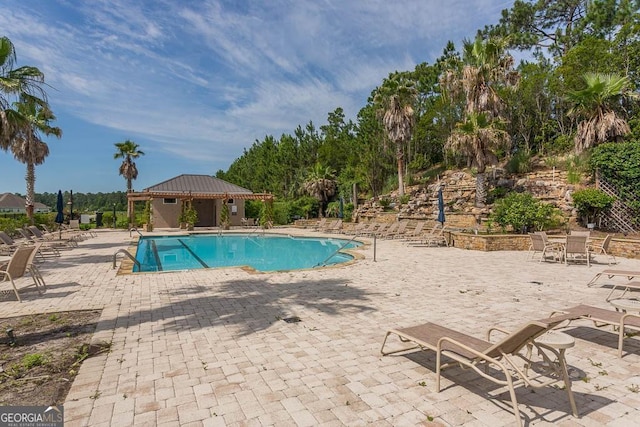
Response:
[133,233,362,272]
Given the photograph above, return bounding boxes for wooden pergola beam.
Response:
[126,192,274,202]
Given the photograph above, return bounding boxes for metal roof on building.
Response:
[143,174,253,195]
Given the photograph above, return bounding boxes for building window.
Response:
[227,198,234,204]
[163,198,177,204]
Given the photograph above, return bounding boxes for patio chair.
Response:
[1,231,51,261]
[570,230,591,237]
[16,229,62,257]
[0,245,44,302]
[41,223,85,241]
[401,221,426,241]
[408,223,448,247]
[528,232,563,262]
[312,218,327,231]
[0,231,22,255]
[66,220,96,238]
[28,226,78,247]
[563,235,590,266]
[25,243,46,291]
[369,222,389,237]
[385,220,410,239]
[551,304,640,358]
[323,219,343,233]
[381,315,578,426]
[356,222,381,237]
[342,222,367,235]
[588,234,616,265]
[379,222,399,239]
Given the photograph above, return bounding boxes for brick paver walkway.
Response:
[4,228,640,426]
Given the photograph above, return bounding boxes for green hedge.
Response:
[489,192,564,233]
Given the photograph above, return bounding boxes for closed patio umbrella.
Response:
[437,186,445,224]
[55,190,64,238]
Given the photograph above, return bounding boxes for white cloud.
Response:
[0,0,512,193]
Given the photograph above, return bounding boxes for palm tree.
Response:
[303,163,337,217]
[440,36,519,119]
[9,96,61,223]
[0,36,46,150]
[114,140,144,226]
[440,36,517,206]
[114,140,145,192]
[373,72,417,196]
[445,112,510,206]
[567,72,638,153]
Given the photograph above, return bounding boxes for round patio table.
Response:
[535,330,575,350]
[609,298,640,313]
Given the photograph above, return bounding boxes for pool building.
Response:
[126,174,273,228]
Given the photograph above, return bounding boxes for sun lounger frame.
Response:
[587,269,640,287]
[381,316,577,426]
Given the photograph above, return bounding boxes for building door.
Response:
[193,199,215,227]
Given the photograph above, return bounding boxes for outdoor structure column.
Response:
[128,198,134,227]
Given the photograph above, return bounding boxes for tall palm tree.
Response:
[440,36,519,119]
[440,36,517,206]
[9,96,62,223]
[373,72,417,196]
[445,112,510,206]
[0,36,46,150]
[303,163,337,218]
[114,140,145,192]
[567,72,638,153]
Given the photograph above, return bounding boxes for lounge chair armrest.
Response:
[437,336,501,366]
[621,312,640,326]
[487,326,511,341]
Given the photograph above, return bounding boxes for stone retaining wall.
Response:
[294,220,640,260]
[449,232,640,260]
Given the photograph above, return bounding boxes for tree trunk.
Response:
[25,162,35,224]
[475,171,487,207]
[396,143,405,196]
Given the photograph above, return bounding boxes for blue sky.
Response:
[1,0,513,194]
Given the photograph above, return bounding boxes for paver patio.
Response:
[4,228,640,426]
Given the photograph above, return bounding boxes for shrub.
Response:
[101,212,114,227]
[287,196,318,219]
[505,151,532,174]
[564,153,590,184]
[379,197,391,210]
[544,156,560,168]
[245,200,262,219]
[571,188,615,226]
[116,217,130,229]
[490,192,563,233]
[343,202,354,221]
[545,134,573,154]
[325,201,340,217]
[486,186,509,204]
[407,154,430,173]
[259,200,274,228]
[271,202,288,225]
[143,201,152,229]
[0,217,26,236]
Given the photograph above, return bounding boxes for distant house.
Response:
[127,174,272,228]
[0,193,51,213]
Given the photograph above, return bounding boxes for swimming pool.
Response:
[133,233,362,272]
